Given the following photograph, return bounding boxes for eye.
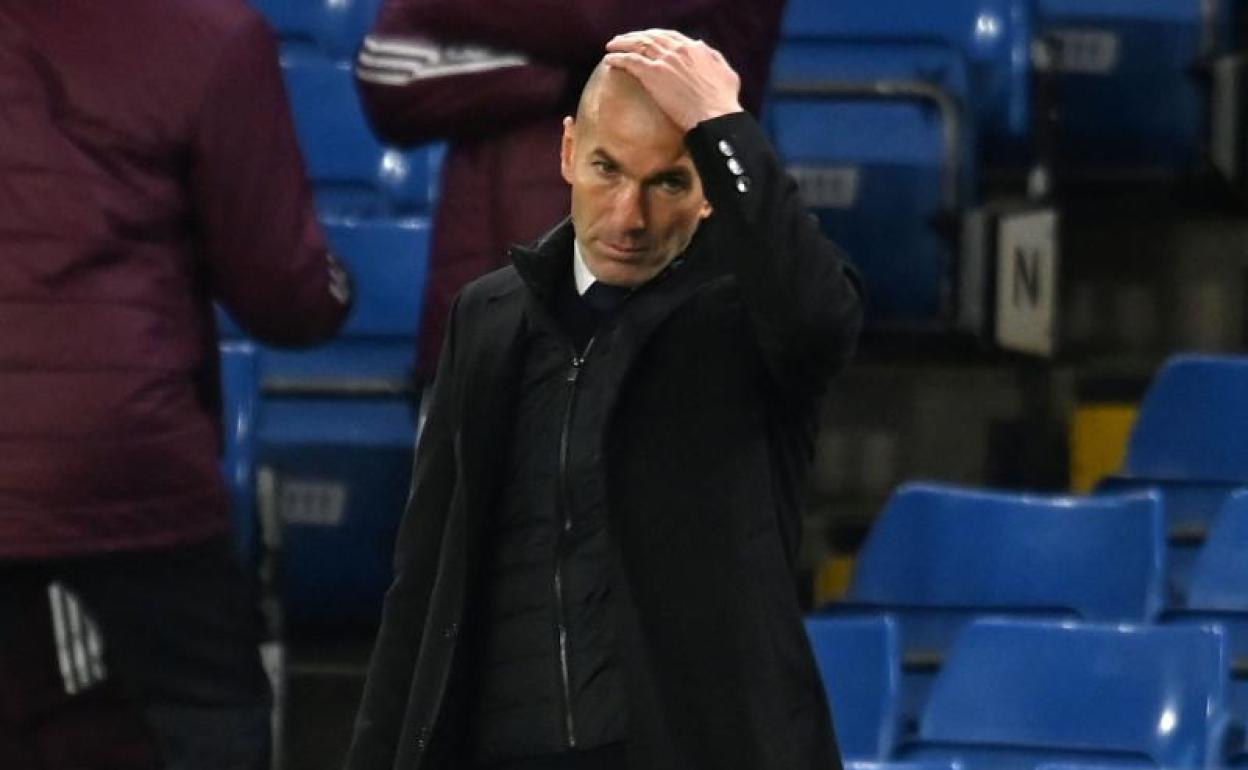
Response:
[656,176,690,195]
[591,159,617,176]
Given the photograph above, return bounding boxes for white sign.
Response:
[1051,30,1120,75]
[789,166,861,209]
[996,209,1059,357]
[279,479,348,526]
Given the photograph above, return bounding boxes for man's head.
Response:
[560,62,712,288]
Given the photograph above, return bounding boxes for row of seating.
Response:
[811,354,1248,765]
[808,615,1241,769]
[217,217,430,627]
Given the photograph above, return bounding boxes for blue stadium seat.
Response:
[1096,478,1241,603]
[1102,355,1248,597]
[805,615,902,760]
[900,620,1233,770]
[1163,490,1248,736]
[826,483,1166,724]
[252,0,382,59]
[1037,0,1233,171]
[779,0,1035,162]
[282,54,442,217]
[768,43,974,321]
[220,341,261,566]
[251,217,429,629]
[1121,355,1248,482]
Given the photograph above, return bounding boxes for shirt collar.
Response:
[572,239,595,296]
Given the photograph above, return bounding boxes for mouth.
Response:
[600,241,649,260]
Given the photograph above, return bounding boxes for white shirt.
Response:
[573,239,596,297]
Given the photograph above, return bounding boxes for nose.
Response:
[609,182,647,235]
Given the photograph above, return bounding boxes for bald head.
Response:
[573,62,677,138]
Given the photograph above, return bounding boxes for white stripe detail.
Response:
[85,612,107,684]
[355,56,529,86]
[356,35,529,86]
[361,35,441,62]
[64,590,91,692]
[48,583,79,695]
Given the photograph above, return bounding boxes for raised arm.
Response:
[191,14,351,346]
[355,0,574,146]
[605,31,863,398]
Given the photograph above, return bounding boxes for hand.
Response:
[604,29,742,132]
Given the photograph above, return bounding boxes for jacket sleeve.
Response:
[190,13,352,347]
[379,0,720,62]
[686,112,864,402]
[355,14,572,146]
[344,296,462,770]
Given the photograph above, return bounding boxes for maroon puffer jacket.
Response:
[0,0,351,559]
[355,0,788,378]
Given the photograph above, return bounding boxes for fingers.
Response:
[602,50,665,78]
[607,29,701,61]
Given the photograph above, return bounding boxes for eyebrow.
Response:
[589,148,693,185]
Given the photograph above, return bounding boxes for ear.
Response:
[699,199,713,220]
[560,116,576,186]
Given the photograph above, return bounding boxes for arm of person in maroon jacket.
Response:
[191,12,352,346]
[380,0,721,63]
[354,19,572,146]
[353,0,722,146]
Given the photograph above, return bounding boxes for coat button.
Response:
[727,157,744,176]
[736,176,751,194]
[717,139,735,157]
[442,622,458,639]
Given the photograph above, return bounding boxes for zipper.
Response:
[553,335,595,749]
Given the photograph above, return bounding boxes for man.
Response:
[0,0,350,767]
[347,30,861,770]
[354,0,788,380]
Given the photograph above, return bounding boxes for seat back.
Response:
[767,43,972,321]
[1095,477,1241,602]
[805,615,902,760]
[780,0,1035,157]
[1189,489,1248,611]
[846,483,1166,628]
[1122,354,1248,483]
[283,55,440,216]
[907,620,1230,770]
[220,342,261,565]
[1037,0,1233,170]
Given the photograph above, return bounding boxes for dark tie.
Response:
[581,282,631,315]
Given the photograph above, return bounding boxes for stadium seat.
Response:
[1121,355,1248,482]
[1101,354,1248,597]
[251,0,382,59]
[779,0,1035,162]
[252,217,429,629]
[768,43,973,322]
[220,341,261,566]
[282,54,442,216]
[805,615,902,760]
[899,620,1233,770]
[1037,0,1234,173]
[1163,490,1248,734]
[825,483,1166,723]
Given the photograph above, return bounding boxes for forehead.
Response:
[580,94,694,175]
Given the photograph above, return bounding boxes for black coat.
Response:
[344,113,863,770]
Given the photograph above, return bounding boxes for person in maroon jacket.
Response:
[353,0,788,381]
[0,1,351,768]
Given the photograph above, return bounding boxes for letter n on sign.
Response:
[995,209,1058,356]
